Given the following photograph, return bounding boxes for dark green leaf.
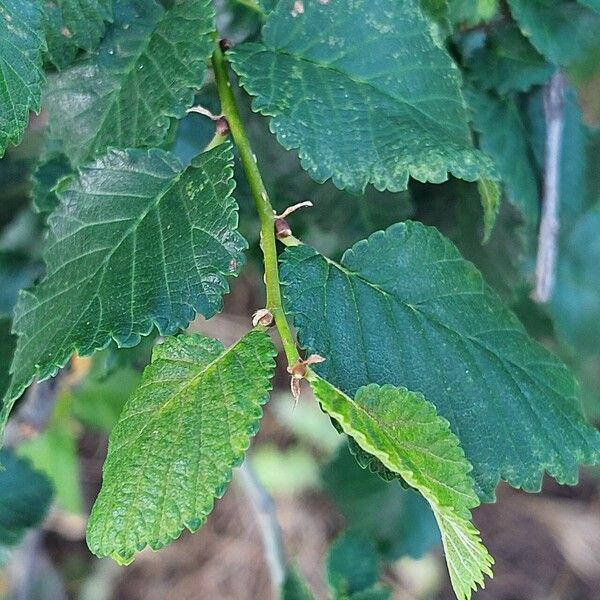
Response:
[0,448,53,561]
[30,151,73,213]
[4,143,246,429]
[552,209,600,356]
[327,533,390,599]
[44,0,113,69]
[45,0,214,165]
[281,222,600,500]
[0,0,45,156]
[507,0,600,66]
[230,0,497,194]
[281,566,316,600]
[322,443,439,561]
[468,88,539,229]
[467,26,553,94]
[86,329,277,564]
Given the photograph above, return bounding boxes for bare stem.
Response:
[238,459,286,594]
[533,70,566,304]
[211,43,300,366]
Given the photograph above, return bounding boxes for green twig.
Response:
[212,44,300,367]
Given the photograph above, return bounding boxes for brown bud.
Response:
[219,38,233,52]
[252,308,274,328]
[275,218,292,240]
[215,116,230,137]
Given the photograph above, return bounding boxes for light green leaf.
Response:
[0,0,45,156]
[447,0,498,24]
[507,0,600,66]
[467,26,553,95]
[44,0,113,69]
[229,0,496,194]
[45,0,214,165]
[478,178,501,243]
[468,88,539,230]
[310,378,492,600]
[0,448,53,563]
[4,143,246,429]
[86,329,276,564]
[281,222,600,500]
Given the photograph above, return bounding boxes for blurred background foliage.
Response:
[1,0,600,598]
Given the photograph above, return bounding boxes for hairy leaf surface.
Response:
[44,0,113,69]
[45,0,214,164]
[87,330,276,564]
[281,222,600,500]
[230,0,496,193]
[0,0,45,156]
[5,143,246,426]
[311,379,492,599]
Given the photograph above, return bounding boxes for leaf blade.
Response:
[45,0,214,164]
[281,222,600,500]
[5,143,246,428]
[310,378,492,599]
[0,0,45,156]
[87,329,277,564]
[229,0,496,193]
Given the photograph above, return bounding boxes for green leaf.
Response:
[478,178,501,243]
[281,222,600,500]
[86,329,276,564]
[30,151,73,213]
[467,88,539,230]
[327,532,390,600]
[282,566,316,600]
[0,448,53,562]
[229,0,496,194]
[552,209,600,356]
[44,0,113,69]
[310,378,493,600]
[467,26,554,95]
[507,0,600,66]
[4,143,246,428]
[0,317,16,399]
[0,252,41,314]
[45,0,214,165]
[0,0,45,157]
[322,442,439,561]
[447,0,498,24]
